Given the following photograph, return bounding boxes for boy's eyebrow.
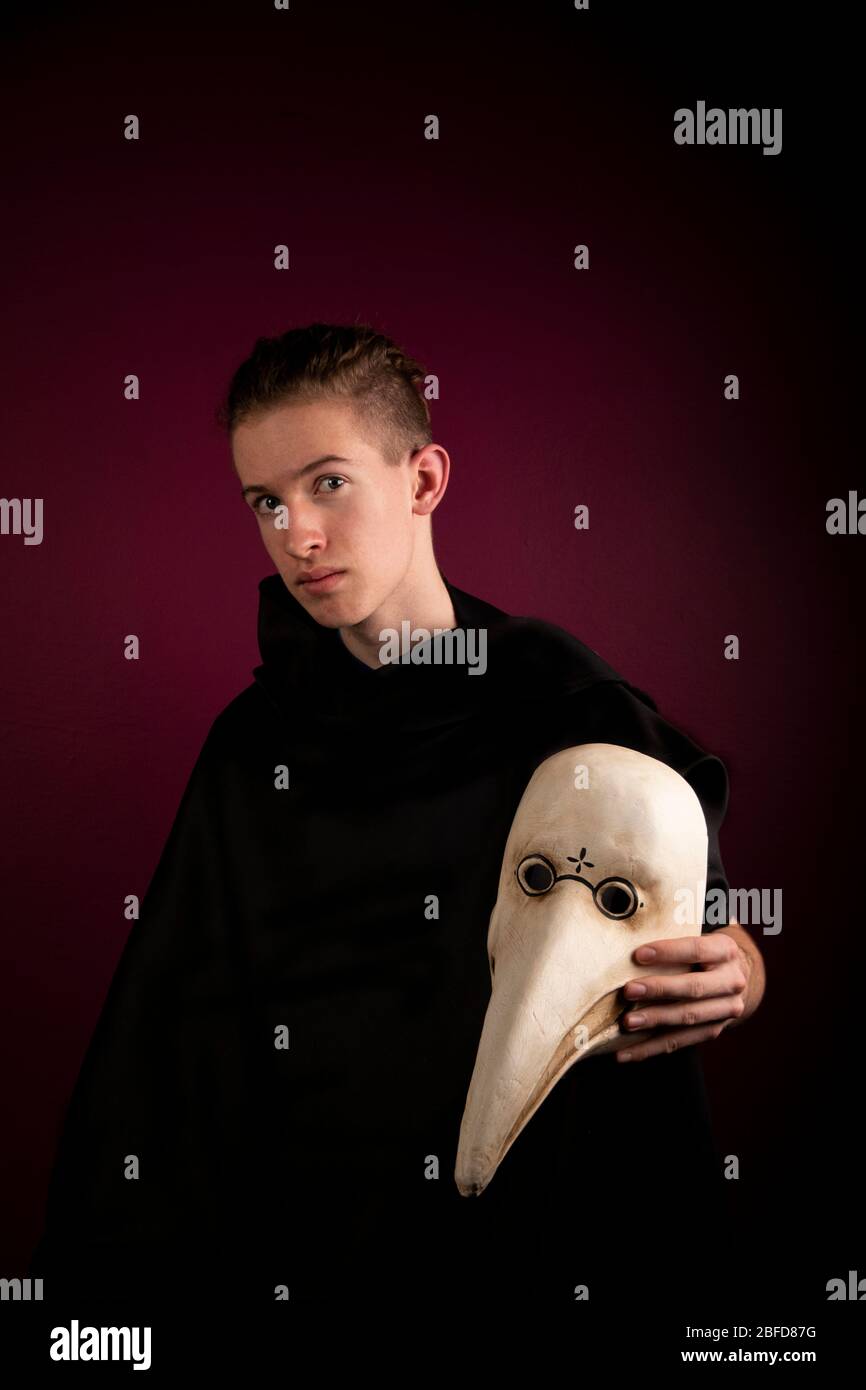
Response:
[241,454,353,498]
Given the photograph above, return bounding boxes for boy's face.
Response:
[231,399,432,629]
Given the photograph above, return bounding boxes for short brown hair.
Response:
[215,321,433,467]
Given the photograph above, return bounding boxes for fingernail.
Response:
[626,983,647,997]
[626,1013,646,1028]
[619,1050,633,1061]
[636,947,656,961]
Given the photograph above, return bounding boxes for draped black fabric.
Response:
[32,572,735,1312]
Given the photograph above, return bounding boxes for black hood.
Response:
[32,565,730,1312]
[252,569,636,729]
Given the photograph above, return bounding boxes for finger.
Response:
[616,1020,731,1063]
[621,993,746,1033]
[623,959,748,1002]
[632,934,739,969]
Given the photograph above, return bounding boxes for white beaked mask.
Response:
[455,742,709,1197]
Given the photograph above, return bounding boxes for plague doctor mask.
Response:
[455,742,709,1197]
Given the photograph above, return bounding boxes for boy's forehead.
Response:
[231,400,378,477]
[235,399,360,450]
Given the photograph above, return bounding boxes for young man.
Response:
[33,323,765,1314]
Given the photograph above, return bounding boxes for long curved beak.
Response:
[455,898,656,1196]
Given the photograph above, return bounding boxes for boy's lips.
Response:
[298,568,346,593]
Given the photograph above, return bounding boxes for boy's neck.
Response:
[339,566,458,669]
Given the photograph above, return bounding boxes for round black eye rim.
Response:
[515,854,639,919]
[593,875,639,920]
[515,853,558,895]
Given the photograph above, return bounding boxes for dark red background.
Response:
[1,0,861,1288]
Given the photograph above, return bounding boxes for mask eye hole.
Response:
[516,854,556,896]
[594,877,639,920]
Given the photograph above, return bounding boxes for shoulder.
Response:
[195,682,277,757]
[494,613,643,698]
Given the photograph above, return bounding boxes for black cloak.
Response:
[32,572,734,1312]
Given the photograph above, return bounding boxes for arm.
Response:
[719,919,766,1026]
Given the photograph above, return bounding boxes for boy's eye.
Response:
[251,477,345,515]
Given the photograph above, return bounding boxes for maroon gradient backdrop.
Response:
[1,0,861,1284]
